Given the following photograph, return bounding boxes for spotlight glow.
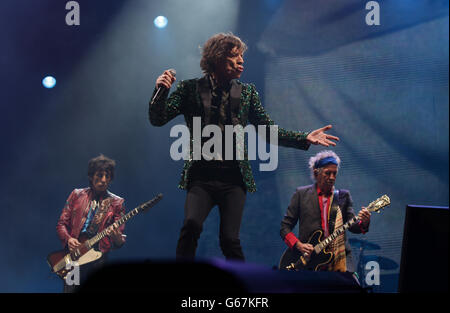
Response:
[42,76,56,88]
[154,16,168,29]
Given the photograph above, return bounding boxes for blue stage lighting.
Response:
[42,76,56,89]
[154,16,168,29]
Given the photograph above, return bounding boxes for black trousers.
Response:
[176,165,247,260]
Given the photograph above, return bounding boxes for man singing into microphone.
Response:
[148,32,339,261]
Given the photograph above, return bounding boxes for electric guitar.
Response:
[279,194,390,271]
[47,193,163,279]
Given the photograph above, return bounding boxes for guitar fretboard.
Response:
[86,207,141,248]
[316,216,359,251]
[314,194,389,253]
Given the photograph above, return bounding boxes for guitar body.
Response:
[47,234,103,280]
[279,230,334,271]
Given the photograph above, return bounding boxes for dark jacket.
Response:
[280,184,368,271]
[149,76,311,192]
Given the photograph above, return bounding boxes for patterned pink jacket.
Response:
[56,187,126,253]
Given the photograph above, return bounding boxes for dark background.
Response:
[0,0,448,292]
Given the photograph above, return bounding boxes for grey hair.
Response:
[308,150,341,181]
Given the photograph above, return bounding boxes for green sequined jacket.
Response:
[149,76,311,192]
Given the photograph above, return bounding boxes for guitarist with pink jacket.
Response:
[56,154,126,292]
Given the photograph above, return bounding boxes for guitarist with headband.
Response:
[56,154,126,292]
[280,150,371,273]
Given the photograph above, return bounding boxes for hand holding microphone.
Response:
[156,69,176,89]
[152,69,176,104]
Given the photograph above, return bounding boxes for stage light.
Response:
[42,76,56,89]
[154,15,168,29]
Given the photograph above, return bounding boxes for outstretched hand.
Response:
[306,125,339,147]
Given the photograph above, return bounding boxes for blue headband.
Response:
[314,156,338,169]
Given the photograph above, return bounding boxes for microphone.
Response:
[151,69,176,105]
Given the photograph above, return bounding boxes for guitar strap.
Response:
[328,189,347,272]
[328,190,339,233]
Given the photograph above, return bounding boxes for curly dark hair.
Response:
[87,154,116,182]
[200,32,247,75]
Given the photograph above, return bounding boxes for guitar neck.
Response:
[314,194,389,253]
[316,216,360,252]
[86,207,140,248]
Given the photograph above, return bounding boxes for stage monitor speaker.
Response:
[398,205,448,292]
[78,258,363,293]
